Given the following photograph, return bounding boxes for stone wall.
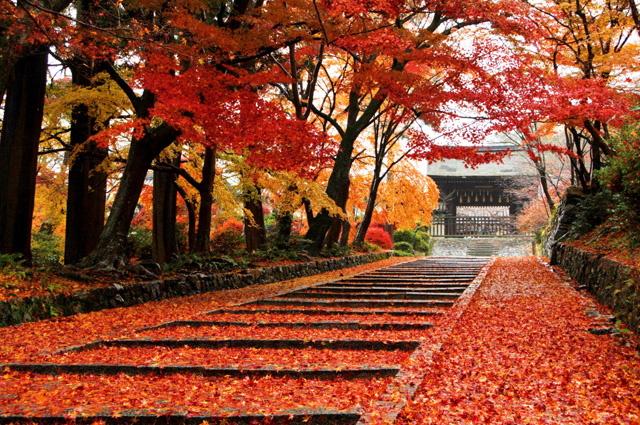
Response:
[542,187,583,262]
[554,243,640,333]
[0,252,391,327]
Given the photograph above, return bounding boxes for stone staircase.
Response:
[466,239,500,257]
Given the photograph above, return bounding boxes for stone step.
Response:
[309,285,468,293]
[279,291,461,300]
[81,339,421,352]
[249,298,455,308]
[0,410,360,425]
[148,320,434,331]
[205,308,445,317]
[337,277,475,283]
[2,363,399,380]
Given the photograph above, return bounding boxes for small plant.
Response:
[126,225,153,261]
[323,244,354,258]
[393,227,431,254]
[365,227,393,249]
[31,231,63,267]
[393,241,414,254]
[0,253,27,283]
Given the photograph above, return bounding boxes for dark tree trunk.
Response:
[275,211,293,248]
[324,177,351,248]
[0,47,48,264]
[303,198,315,228]
[631,0,640,36]
[353,174,383,245]
[152,152,180,264]
[244,185,266,252]
[339,219,350,246]
[176,184,197,252]
[80,122,179,267]
[305,134,355,254]
[64,63,108,265]
[192,146,216,253]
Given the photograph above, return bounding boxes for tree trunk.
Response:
[305,132,357,254]
[152,151,180,265]
[339,219,351,246]
[535,161,555,211]
[323,177,351,248]
[192,146,216,253]
[0,47,48,264]
[64,63,108,265]
[80,122,179,267]
[353,175,382,245]
[244,185,266,252]
[275,211,293,248]
[176,184,197,252]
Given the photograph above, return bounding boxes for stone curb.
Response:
[553,243,640,333]
[0,252,391,327]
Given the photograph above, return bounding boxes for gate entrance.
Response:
[427,146,531,237]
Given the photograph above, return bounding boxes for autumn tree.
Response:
[528,0,639,192]
[0,0,74,263]
[76,0,331,266]
[273,0,557,254]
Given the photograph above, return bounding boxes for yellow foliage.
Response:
[376,162,439,229]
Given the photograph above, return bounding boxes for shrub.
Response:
[31,231,63,267]
[393,250,415,257]
[365,227,393,249]
[596,123,640,244]
[393,241,414,254]
[211,218,245,255]
[393,229,413,244]
[567,191,611,240]
[127,225,153,261]
[323,244,354,257]
[392,228,431,254]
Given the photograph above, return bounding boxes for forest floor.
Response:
[567,225,640,268]
[0,256,639,424]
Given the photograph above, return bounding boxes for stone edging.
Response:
[553,243,640,333]
[0,252,391,327]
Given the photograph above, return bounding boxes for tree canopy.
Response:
[0,0,638,266]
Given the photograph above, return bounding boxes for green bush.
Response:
[0,253,27,283]
[567,191,611,240]
[393,241,414,255]
[323,244,354,258]
[392,229,412,243]
[31,231,63,267]
[596,121,640,245]
[392,228,431,255]
[126,225,153,261]
[358,241,381,253]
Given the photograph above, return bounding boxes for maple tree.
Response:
[1,0,638,268]
[527,0,640,192]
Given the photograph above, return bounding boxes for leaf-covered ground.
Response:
[1,256,639,424]
[0,257,409,363]
[397,257,640,424]
[0,253,384,302]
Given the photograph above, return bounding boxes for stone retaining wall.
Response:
[0,252,391,327]
[554,243,640,333]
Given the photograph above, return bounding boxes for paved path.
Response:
[397,257,640,423]
[0,257,490,424]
